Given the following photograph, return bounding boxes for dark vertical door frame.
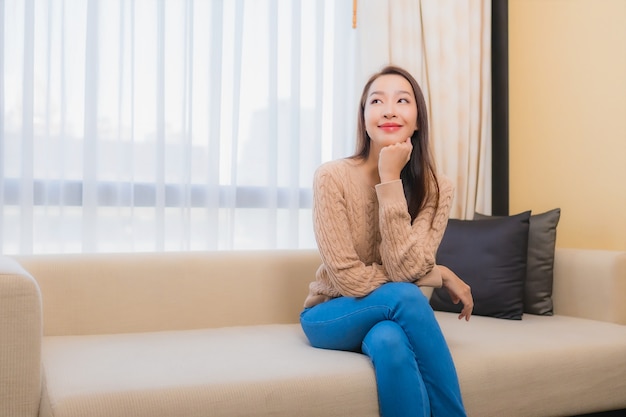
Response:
[492,0,509,215]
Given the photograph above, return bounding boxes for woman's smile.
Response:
[378,122,403,133]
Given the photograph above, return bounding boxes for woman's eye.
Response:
[370,98,382,104]
[398,98,410,103]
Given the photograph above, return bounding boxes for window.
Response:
[1,0,358,253]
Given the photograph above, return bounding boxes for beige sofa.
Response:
[1,248,626,417]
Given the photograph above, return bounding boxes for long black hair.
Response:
[352,65,440,223]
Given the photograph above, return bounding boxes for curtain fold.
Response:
[0,0,3,251]
[20,0,36,253]
[83,0,99,251]
[1,0,356,254]
[206,0,223,250]
[228,0,245,250]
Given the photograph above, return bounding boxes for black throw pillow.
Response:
[474,209,561,315]
[430,211,531,320]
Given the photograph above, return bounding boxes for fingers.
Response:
[459,302,473,321]
[455,293,472,321]
[385,139,412,162]
[440,265,474,322]
[378,139,413,182]
[458,292,473,321]
[454,283,473,321]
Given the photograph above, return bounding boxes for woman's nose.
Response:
[383,104,396,118]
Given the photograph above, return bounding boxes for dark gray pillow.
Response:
[430,211,531,320]
[474,209,561,315]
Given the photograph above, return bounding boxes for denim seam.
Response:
[300,304,392,327]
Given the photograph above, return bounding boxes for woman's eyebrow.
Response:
[368,90,412,97]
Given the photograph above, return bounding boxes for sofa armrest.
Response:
[552,248,626,325]
[0,256,42,417]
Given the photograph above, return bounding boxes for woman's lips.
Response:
[379,123,402,132]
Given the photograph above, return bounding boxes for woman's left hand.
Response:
[438,265,473,321]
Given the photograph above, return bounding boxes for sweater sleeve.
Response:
[375,176,454,287]
[312,164,390,297]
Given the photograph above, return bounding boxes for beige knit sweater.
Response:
[304,158,455,308]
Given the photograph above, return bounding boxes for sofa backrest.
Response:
[552,248,626,325]
[15,250,321,336]
[12,247,626,337]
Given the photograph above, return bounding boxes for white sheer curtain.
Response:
[357,0,492,219]
[1,0,358,254]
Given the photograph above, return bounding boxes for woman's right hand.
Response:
[378,137,412,183]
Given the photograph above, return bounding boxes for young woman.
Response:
[300,65,473,417]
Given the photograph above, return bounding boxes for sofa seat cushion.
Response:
[40,316,626,417]
[39,324,379,417]
[436,312,626,417]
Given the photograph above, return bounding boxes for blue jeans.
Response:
[300,282,466,417]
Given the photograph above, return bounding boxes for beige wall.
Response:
[509,0,626,250]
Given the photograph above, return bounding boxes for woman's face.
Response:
[363,74,418,150]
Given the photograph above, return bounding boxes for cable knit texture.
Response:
[304,158,454,308]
